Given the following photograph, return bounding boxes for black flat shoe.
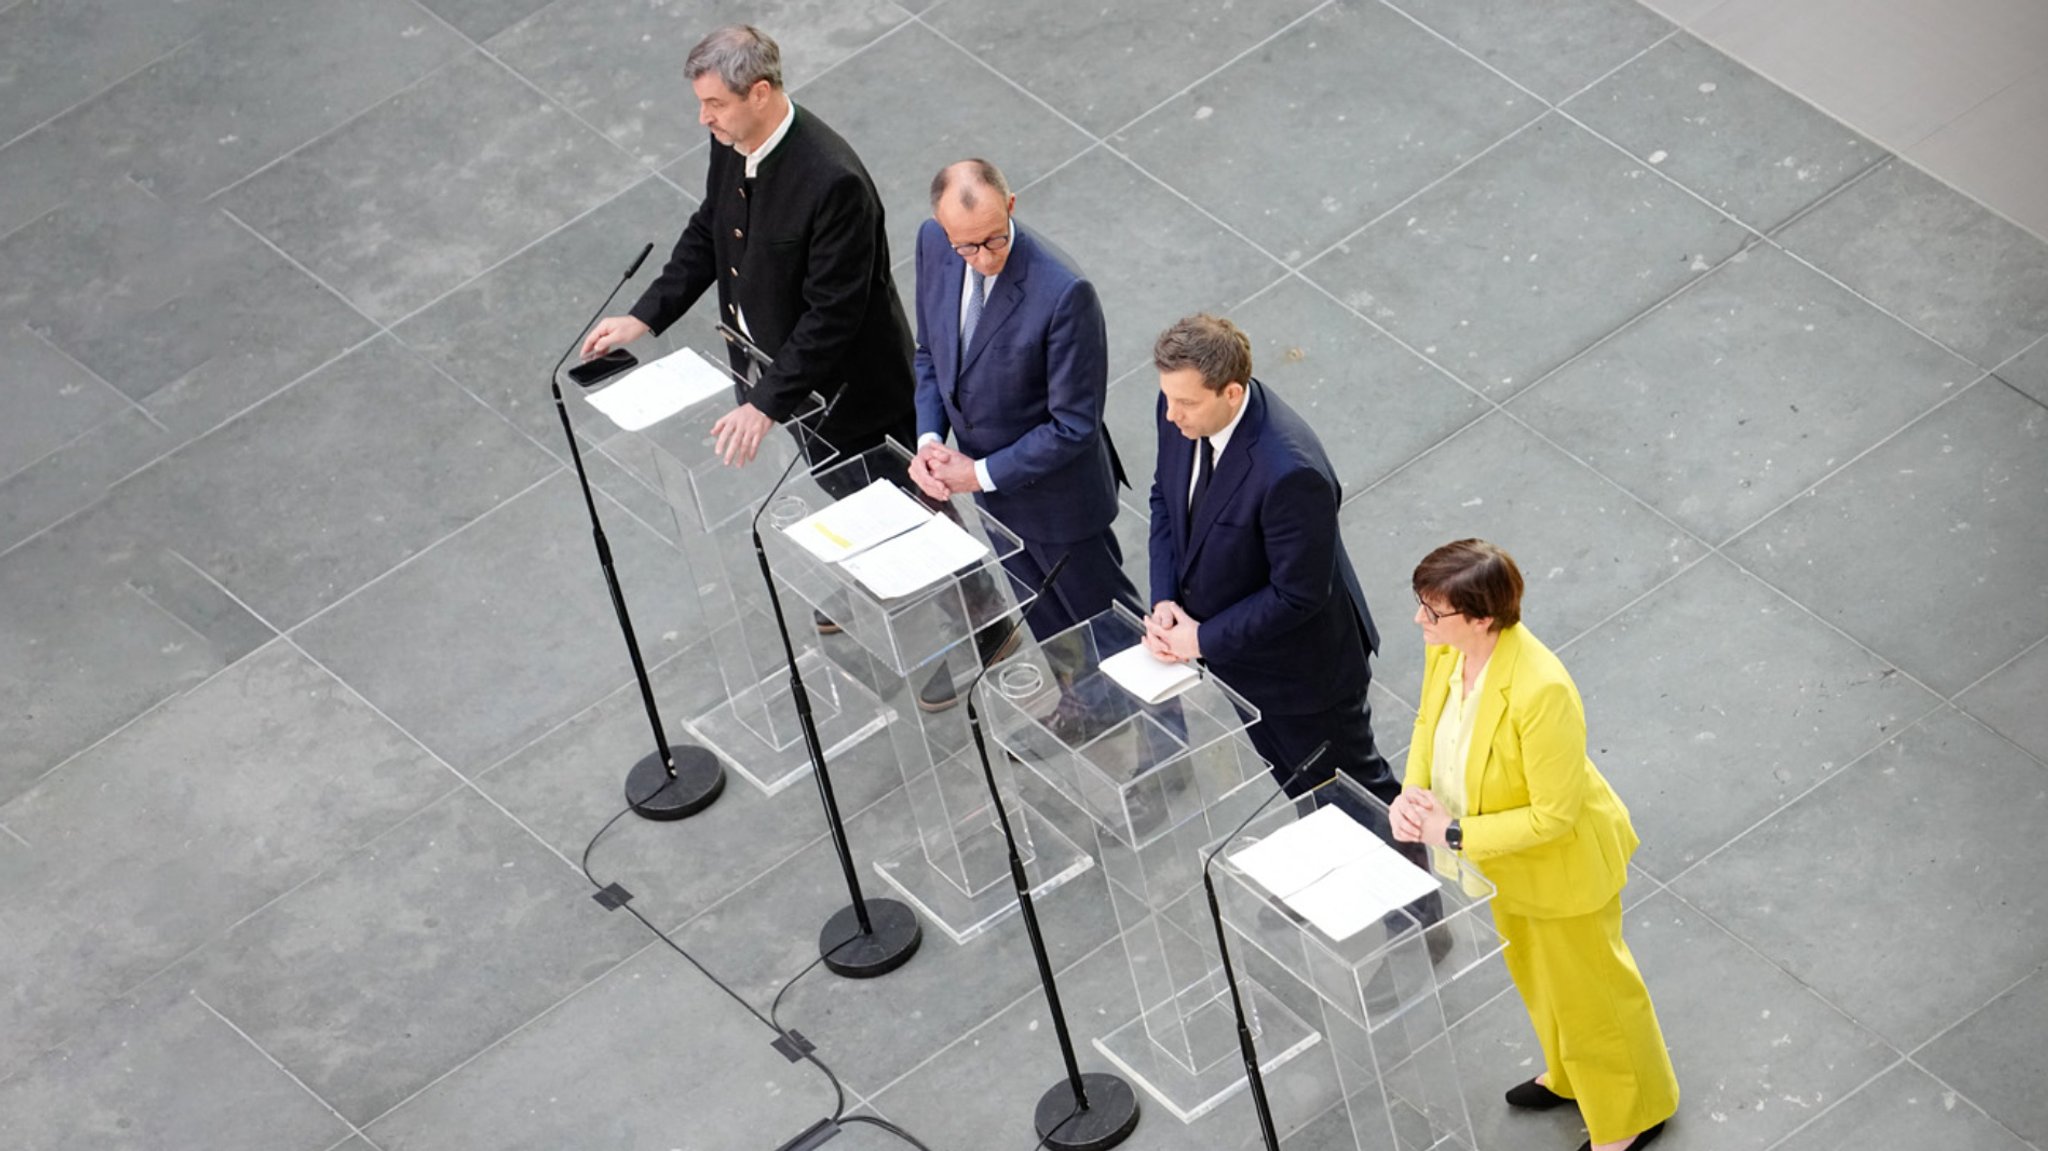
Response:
[1574,1119,1667,1151]
[1504,1077,1571,1110]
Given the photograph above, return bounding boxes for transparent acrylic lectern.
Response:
[978,604,1325,1123]
[757,440,1094,944]
[584,355,893,795]
[1208,773,1504,1150]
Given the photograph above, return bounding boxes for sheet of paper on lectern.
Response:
[1100,643,1201,705]
[1229,804,1442,942]
[839,514,990,599]
[782,479,932,562]
[583,347,732,431]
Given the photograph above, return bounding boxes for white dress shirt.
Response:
[1188,388,1252,507]
[734,100,798,346]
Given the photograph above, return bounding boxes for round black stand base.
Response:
[818,898,922,979]
[625,746,725,822]
[1034,1073,1141,1151]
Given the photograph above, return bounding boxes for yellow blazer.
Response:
[1403,624,1639,919]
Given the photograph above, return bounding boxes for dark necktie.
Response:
[1187,435,1215,532]
[961,269,987,350]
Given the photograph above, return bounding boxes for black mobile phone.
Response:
[568,347,638,387]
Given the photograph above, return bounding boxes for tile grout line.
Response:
[0,819,27,849]
[19,321,169,433]
[190,991,387,1151]
[1370,0,1552,109]
[0,30,205,155]
[1898,1053,2046,1151]
[1756,1053,1911,1151]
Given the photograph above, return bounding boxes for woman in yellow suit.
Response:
[1390,539,1677,1151]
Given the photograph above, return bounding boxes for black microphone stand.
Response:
[1199,742,1332,1151]
[960,556,1142,1151]
[747,381,921,980]
[550,242,724,821]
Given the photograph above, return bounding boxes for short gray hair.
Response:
[685,25,783,95]
[930,159,1011,210]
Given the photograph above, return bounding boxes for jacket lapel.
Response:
[1180,381,1262,577]
[957,231,1032,379]
[936,251,965,393]
[1463,624,1521,805]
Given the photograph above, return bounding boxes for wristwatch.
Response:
[1444,819,1463,853]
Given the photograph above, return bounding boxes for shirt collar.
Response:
[742,99,797,178]
[1207,381,1253,458]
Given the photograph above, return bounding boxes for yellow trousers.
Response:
[1493,894,1680,1144]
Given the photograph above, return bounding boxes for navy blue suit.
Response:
[1148,380,1397,799]
[913,219,1138,636]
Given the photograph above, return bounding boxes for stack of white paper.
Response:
[1100,643,1200,704]
[583,347,733,431]
[1228,805,1442,942]
[780,480,991,599]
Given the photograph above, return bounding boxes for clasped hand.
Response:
[1390,787,1453,848]
[1143,601,1201,663]
[907,441,981,501]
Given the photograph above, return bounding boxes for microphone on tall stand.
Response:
[960,559,1142,1151]
[1200,741,1332,1151]
[549,242,725,821]
[748,383,923,979]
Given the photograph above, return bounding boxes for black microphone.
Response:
[1200,740,1332,1151]
[551,242,654,383]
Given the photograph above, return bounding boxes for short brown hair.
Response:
[1412,539,1523,632]
[1153,314,1252,393]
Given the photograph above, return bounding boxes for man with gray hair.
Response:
[906,159,1138,711]
[582,25,914,470]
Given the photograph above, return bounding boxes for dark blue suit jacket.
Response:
[912,219,1122,544]
[1148,380,1381,716]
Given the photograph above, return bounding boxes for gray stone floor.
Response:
[3,1,2046,1149]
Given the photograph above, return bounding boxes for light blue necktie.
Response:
[962,268,987,351]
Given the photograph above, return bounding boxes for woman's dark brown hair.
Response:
[1412,539,1523,632]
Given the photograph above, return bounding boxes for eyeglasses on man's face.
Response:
[951,231,1011,258]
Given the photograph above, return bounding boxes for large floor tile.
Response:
[473,644,907,932]
[0,503,270,803]
[395,176,715,451]
[1957,640,2048,766]
[0,407,172,556]
[1673,708,2048,1049]
[1916,968,2048,1146]
[0,0,221,145]
[1305,113,1750,399]
[790,21,1094,266]
[0,180,379,438]
[1774,1062,2031,1151]
[220,50,644,324]
[109,336,557,629]
[668,786,1122,1098]
[0,321,130,480]
[1011,148,1284,377]
[1338,412,1706,704]
[184,787,647,1125]
[365,943,839,1149]
[489,0,909,169]
[1564,556,1941,880]
[1513,245,1972,544]
[1908,67,2048,243]
[1726,380,2048,697]
[925,0,1323,137]
[31,0,465,205]
[0,982,354,1151]
[1111,0,1533,264]
[290,472,701,776]
[1775,159,2048,369]
[1689,0,2048,152]
[1389,0,1674,104]
[0,643,454,1076]
[1565,34,1886,232]
[419,0,555,43]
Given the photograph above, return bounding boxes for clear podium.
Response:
[1208,773,1504,1150]
[757,440,1093,943]
[583,359,893,795]
[978,604,1324,1122]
